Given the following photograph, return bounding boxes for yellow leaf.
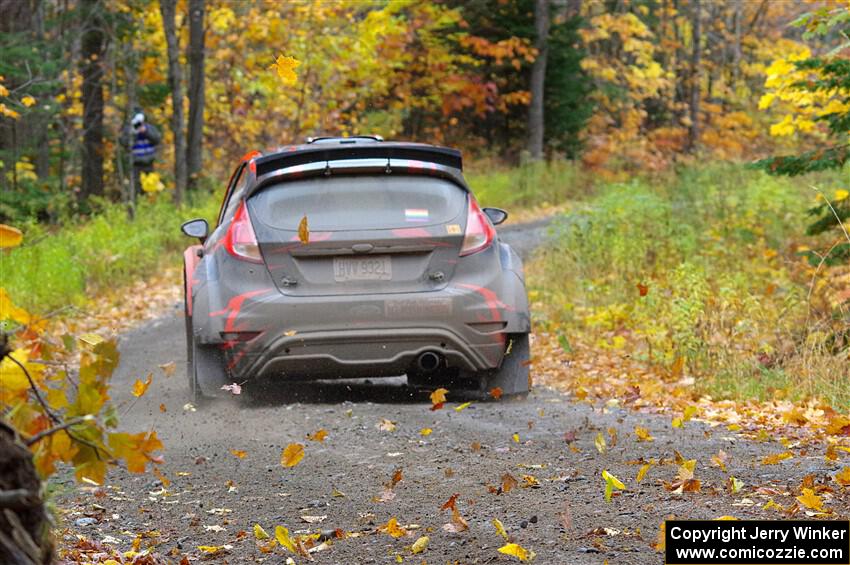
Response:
[379,517,408,538]
[455,401,471,412]
[197,545,228,555]
[254,523,269,540]
[307,428,327,442]
[131,374,152,397]
[493,518,509,541]
[297,215,309,243]
[419,428,432,436]
[411,535,429,554]
[430,387,448,407]
[835,467,850,487]
[636,463,652,483]
[683,406,697,421]
[634,426,654,442]
[275,525,298,553]
[671,417,683,428]
[796,488,823,511]
[281,443,305,467]
[140,171,165,193]
[595,431,606,453]
[762,452,793,465]
[497,542,535,561]
[0,224,23,248]
[834,189,849,202]
[270,54,300,85]
[512,433,520,443]
[21,95,36,107]
[230,449,247,459]
[602,470,625,502]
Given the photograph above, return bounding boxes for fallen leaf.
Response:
[132,374,152,397]
[512,433,520,443]
[455,401,471,412]
[281,444,304,467]
[159,403,166,413]
[411,535,429,554]
[307,429,327,442]
[420,428,433,436]
[636,462,652,483]
[300,515,327,524]
[498,542,535,561]
[502,473,518,493]
[158,362,176,377]
[197,545,230,555]
[728,476,744,494]
[275,525,298,552]
[796,488,823,511]
[711,450,728,472]
[762,452,793,465]
[493,518,509,541]
[379,517,408,538]
[634,426,654,442]
[490,387,503,399]
[230,449,247,459]
[835,467,850,487]
[378,418,397,432]
[253,523,269,540]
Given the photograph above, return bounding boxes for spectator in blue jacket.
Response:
[121,110,162,194]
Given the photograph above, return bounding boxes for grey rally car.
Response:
[180,136,531,402]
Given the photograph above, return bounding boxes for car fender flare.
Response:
[498,243,530,333]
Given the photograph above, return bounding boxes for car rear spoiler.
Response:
[254,143,462,177]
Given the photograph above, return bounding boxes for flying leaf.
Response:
[512,433,520,443]
[230,449,247,459]
[270,54,300,85]
[602,470,625,502]
[275,525,298,552]
[455,401,471,412]
[297,215,309,243]
[281,443,305,467]
[636,462,652,483]
[0,224,23,248]
[490,387,503,399]
[595,432,606,454]
[307,428,328,442]
[254,523,269,540]
[221,382,242,395]
[131,374,152,397]
[796,488,823,511]
[430,387,448,410]
[411,535,429,554]
[493,518,509,541]
[634,426,654,442]
[498,542,535,562]
[420,428,433,436]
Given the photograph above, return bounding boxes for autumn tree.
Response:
[527,0,550,159]
[159,0,186,204]
[186,0,205,189]
[80,0,106,200]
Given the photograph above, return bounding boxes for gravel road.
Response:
[54,218,838,564]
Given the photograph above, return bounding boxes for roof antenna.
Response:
[385,157,392,175]
[323,161,331,176]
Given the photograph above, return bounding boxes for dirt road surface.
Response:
[54,220,841,564]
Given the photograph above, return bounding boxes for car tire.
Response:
[480,333,531,398]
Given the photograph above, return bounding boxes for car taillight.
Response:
[224,201,262,263]
[459,195,496,257]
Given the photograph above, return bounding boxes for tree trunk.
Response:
[687,0,701,152]
[186,0,205,190]
[80,0,106,201]
[160,0,187,205]
[526,0,550,160]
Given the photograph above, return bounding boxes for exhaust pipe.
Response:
[416,351,441,373]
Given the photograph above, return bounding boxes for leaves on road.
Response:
[281,443,305,467]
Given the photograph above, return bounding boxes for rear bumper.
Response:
[244,326,503,380]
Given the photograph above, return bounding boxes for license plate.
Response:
[333,255,392,282]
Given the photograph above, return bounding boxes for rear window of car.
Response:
[249,175,467,231]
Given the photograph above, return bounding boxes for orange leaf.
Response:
[307,428,327,442]
[281,443,305,467]
[490,387,503,399]
[298,215,309,244]
[131,374,152,398]
[230,449,247,459]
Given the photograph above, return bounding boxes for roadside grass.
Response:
[2,193,219,314]
[467,159,593,211]
[532,164,849,410]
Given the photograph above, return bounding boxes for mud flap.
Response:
[480,333,530,397]
[190,340,231,401]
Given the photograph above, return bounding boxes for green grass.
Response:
[466,159,592,210]
[533,163,849,409]
[1,193,219,314]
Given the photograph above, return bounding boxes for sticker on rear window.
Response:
[446,224,461,234]
[404,208,429,222]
